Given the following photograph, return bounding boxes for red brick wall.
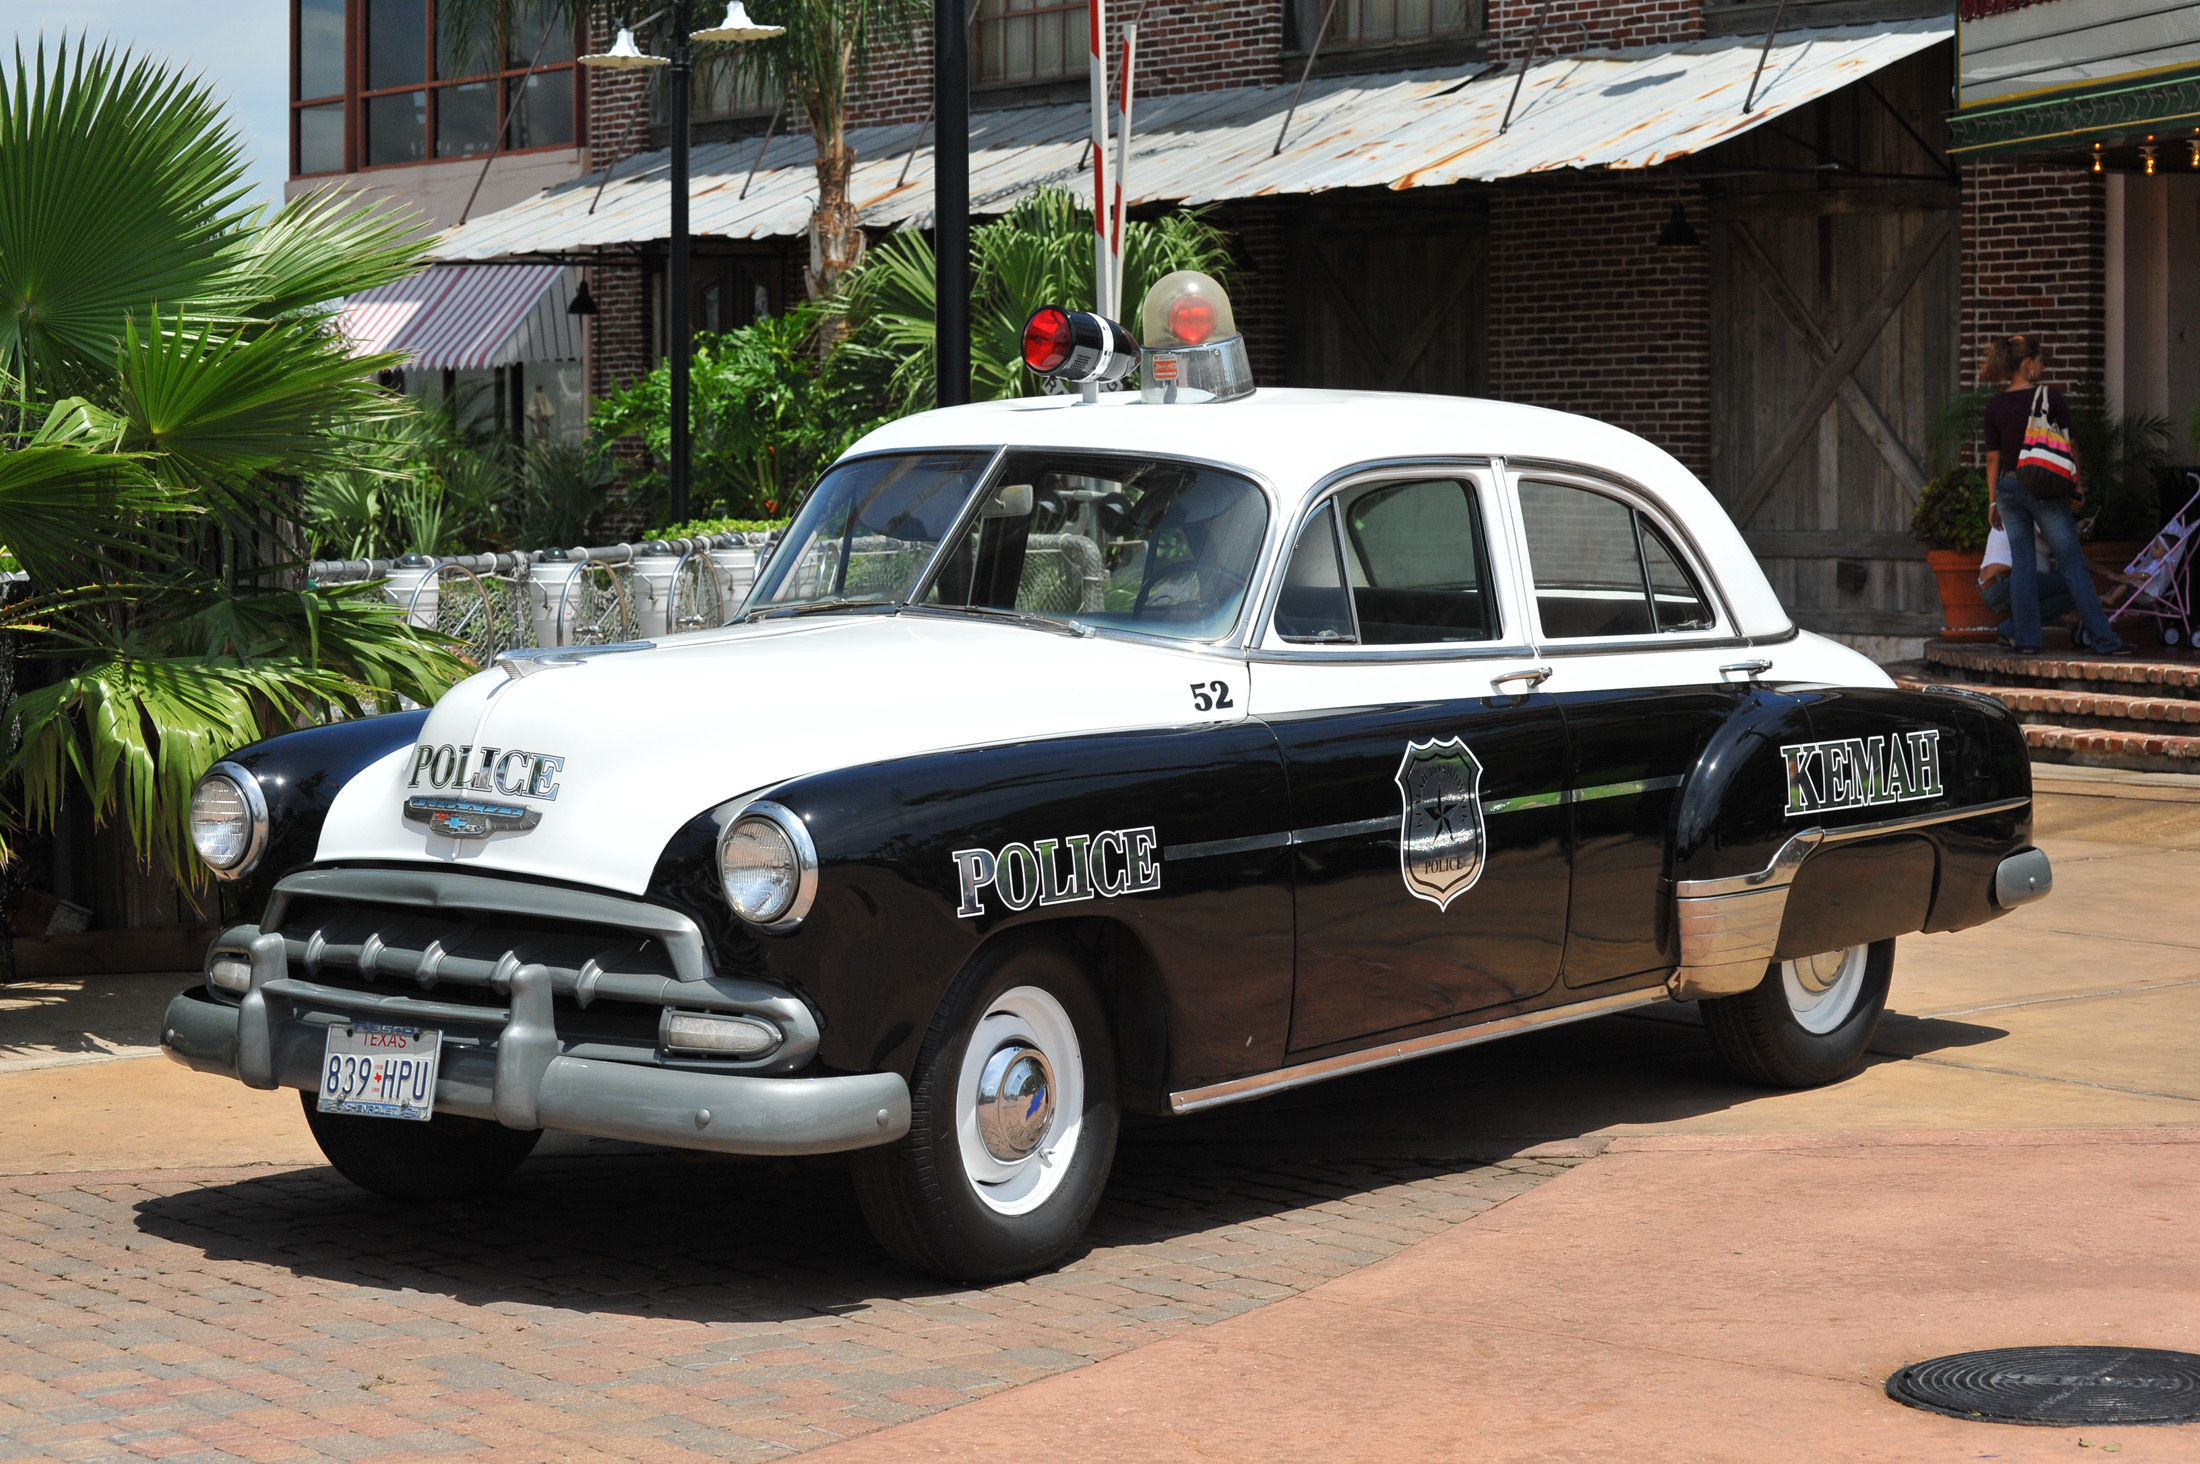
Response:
[847,0,1287,132]
[1487,186,1711,476]
[1488,0,1701,56]
[1959,161,2105,391]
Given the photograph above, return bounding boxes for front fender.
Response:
[222,711,429,914]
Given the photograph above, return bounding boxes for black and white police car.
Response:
[164,272,2050,1281]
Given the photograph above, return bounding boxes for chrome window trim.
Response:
[199,760,271,882]
[721,798,821,934]
[1504,458,1749,646]
[1249,457,1540,661]
[895,443,1285,650]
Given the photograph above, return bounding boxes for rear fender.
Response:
[1667,684,2032,999]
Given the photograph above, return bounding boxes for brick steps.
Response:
[1897,641,2200,774]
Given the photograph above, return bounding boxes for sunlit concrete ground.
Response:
[4,776,2198,1461]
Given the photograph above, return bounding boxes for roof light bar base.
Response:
[1140,335,1255,404]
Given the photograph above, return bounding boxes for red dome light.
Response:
[1022,307,1074,373]
[1166,293,1218,346]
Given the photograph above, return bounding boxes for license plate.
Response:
[318,1023,441,1121]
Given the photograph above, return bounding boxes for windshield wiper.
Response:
[908,603,1095,638]
[743,598,902,623]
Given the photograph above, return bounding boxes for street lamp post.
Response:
[583,5,782,529]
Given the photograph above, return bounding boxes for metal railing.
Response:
[309,531,781,666]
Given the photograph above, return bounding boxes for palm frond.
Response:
[0,438,166,585]
[116,312,405,514]
[0,37,255,392]
[206,186,432,320]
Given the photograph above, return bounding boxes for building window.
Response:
[292,0,581,178]
[665,56,776,124]
[976,0,1089,86]
[1292,0,1480,51]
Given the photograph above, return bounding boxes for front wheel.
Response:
[300,1092,541,1199]
[851,938,1119,1282]
[1701,940,1893,1088]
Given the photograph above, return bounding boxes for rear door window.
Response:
[1517,480,1715,640]
[1322,478,1499,645]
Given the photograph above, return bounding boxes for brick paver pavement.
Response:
[0,1129,1577,1464]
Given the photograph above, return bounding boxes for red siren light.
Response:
[1017,307,1138,388]
[1166,292,1218,346]
[1021,307,1075,374]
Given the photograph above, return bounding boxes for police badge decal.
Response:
[1396,737,1487,910]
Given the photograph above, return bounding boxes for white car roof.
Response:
[846,388,1793,641]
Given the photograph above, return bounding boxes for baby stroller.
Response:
[2102,472,2200,648]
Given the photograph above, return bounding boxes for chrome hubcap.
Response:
[1781,944,1870,1035]
[1793,948,1848,995]
[974,1043,1055,1161]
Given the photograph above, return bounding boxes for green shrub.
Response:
[645,515,792,540]
[1912,468,1990,553]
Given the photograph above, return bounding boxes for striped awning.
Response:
[340,264,580,369]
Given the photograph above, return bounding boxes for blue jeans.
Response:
[1981,568,2076,644]
[1996,474,2124,652]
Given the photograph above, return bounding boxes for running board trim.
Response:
[1167,985,1669,1115]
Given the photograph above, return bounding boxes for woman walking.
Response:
[1980,334,2130,657]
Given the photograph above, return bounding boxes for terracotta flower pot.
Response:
[1927,548,1996,642]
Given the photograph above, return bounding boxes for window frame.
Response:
[1253,459,1534,661]
[291,0,586,180]
[973,0,1092,90]
[1504,463,1738,652]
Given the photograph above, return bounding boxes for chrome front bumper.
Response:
[161,987,910,1157]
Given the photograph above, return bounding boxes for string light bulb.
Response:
[2143,145,2157,176]
[2091,143,2102,173]
[2189,137,2198,169]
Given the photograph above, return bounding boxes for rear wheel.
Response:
[300,1092,540,1200]
[851,938,1119,1282]
[1701,940,1893,1088]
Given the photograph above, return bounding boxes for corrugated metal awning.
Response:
[432,18,1950,261]
[340,264,581,368]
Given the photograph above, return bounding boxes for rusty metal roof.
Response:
[432,17,1950,261]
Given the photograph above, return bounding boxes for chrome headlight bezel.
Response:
[715,799,818,932]
[190,761,269,881]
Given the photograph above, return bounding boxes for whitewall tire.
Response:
[853,938,1119,1281]
[1702,939,1893,1088]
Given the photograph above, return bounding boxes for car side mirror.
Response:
[981,483,1034,519]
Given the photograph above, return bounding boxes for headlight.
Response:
[717,800,817,930]
[190,762,267,879]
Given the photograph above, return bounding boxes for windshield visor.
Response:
[748,449,1269,641]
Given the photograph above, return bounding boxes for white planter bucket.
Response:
[528,554,589,647]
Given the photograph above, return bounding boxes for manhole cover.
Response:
[1887,1347,2200,1426]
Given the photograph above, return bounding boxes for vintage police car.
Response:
[163,276,2050,1281]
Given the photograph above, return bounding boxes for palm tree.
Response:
[0,39,469,882]
[440,1,921,300]
[844,187,1235,409]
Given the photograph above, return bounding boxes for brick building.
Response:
[292,0,2191,658]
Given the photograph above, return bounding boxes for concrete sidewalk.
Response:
[805,1129,2200,1463]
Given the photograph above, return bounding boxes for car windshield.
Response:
[747,449,1270,642]
[745,451,994,612]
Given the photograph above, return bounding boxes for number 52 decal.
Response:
[1190,680,1234,712]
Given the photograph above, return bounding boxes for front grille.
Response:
[242,867,822,1074]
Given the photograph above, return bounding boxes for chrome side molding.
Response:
[1667,795,2031,1000]
[1168,984,1667,1115]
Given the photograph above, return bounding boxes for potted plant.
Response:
[1911,467,1995,641]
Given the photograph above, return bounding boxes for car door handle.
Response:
[1720,659,1773,680]
[1490,666,1553,691]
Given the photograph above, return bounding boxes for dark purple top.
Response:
[1981,384,2070,460]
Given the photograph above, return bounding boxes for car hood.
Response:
[316,613,1247,894]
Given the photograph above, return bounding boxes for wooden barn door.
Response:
[1289,202,1488,394]
[1708,188,1960,651]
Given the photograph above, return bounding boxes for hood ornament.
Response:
[495,641,656,680]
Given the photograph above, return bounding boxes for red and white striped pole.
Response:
[1111,22,1138,316]
[1088,0,1112,317]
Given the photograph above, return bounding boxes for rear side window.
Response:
[1518,480,1714,639]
